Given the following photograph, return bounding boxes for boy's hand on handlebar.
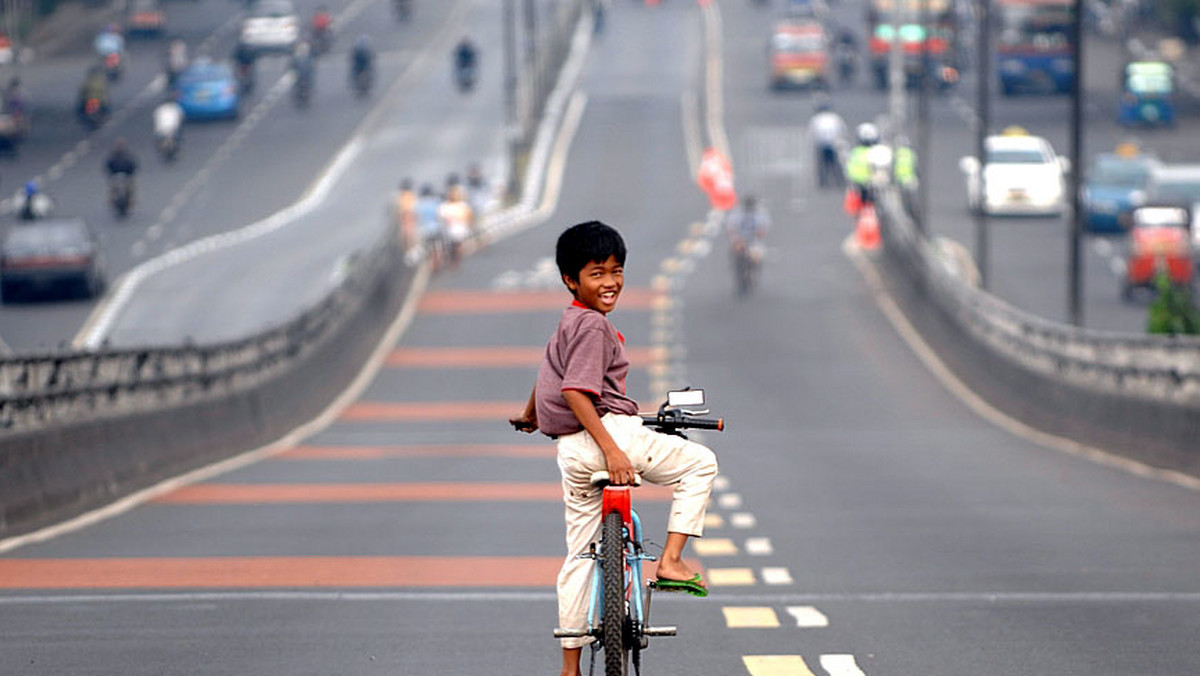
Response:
[603,450,638,485]
[509,414,537,433]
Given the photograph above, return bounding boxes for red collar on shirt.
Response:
[570,299,624,343]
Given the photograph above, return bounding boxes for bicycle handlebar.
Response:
[640,414,724,433]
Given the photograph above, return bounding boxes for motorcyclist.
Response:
[233,40,257,92]
[724,193,771,295]
[16,181,53,221]
[94,23,124,59]
[453,36,478,86]
[153,94,184,156]
[106,138,137,176]
[311,5,333,53]
[290,40,316,105]
[291,40,315,81]
[77,66,109,117]
[350,34,374,83]
[808,100,848,189]
[165,37,189,88]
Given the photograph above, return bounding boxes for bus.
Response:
[865,0,961,91]
[995,0,1075,95]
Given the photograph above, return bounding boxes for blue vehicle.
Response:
[1082,146,1161,234]
[177,59,240,120]
[996,0,1075,96]
[1119,61,1174,127]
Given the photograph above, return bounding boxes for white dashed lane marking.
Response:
[786,606,829,628]
[730,512,757,529]
[762,567,794,585]
[745,537,773,556]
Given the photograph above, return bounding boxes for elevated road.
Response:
[2,3,1199,675]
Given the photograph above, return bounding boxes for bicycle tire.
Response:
[602,510,627,676]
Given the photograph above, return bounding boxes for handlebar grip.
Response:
[686,417,724,431]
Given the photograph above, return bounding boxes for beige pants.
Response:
[555,413,718,648]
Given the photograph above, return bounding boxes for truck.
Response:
[865,0,961,91]
[995,0,1075,95]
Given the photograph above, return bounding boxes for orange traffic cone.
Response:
[842,188,861,215]
[855,205,881,250]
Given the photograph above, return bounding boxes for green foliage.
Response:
[1146,273,1200,335]
[1157,0,1200,37]
[36,0,58,19]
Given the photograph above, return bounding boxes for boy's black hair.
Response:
[556,220,627,281]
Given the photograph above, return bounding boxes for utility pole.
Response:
[916,0,931,233]
[974,0,990,289]
[1068,0,1084,326]
[503,0,520,200]
[523,0,540,121]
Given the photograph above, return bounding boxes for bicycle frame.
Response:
[586,487,653,637]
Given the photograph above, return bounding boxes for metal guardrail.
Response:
[0,227,398,435]
[879,188,1200,406]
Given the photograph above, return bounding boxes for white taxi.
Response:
[959,127,1069,216]
[239,0,300,54]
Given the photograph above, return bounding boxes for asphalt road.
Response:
[3,2,1200,676]
[0,0,472,351]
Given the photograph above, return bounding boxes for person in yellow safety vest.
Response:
[892,138,918,216]
[893,142,916,188]
[845,122,878,209]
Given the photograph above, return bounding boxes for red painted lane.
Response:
[384,346,661,368]
[153,482,676,504]
[0,556,564,589]
[418,288,661,314]
[0,556,705,589]
[339,401,523,421]
[280,444,556,459]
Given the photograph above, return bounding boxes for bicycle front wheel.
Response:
[601,510,627,676]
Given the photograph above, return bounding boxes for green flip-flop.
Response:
[652,573,708,598]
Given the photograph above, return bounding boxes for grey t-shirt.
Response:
[536,301,639,437]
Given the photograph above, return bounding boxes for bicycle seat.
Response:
[590,471,642,488]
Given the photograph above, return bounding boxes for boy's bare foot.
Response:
[654,558,704,587]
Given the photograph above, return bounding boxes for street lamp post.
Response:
[1068,0,1084,326]
[503,0,520,200]
[974,0,990,289]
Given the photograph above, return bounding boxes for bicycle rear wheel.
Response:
[601,511,627,676]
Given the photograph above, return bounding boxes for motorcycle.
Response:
[78,97,108,131]
[731,239,764,296]
[235,60,256,94]
[293,68,313,108]
[102,51,123,82]
[108,173,134,219]
[311,26,333,56]
[351,64,373,98]
[454,62,476,92]
[155,129,180,162]
[835,44,857,85]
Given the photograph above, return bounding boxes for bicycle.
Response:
[554,388,724,676]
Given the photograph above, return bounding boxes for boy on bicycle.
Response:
[510,221,718,676]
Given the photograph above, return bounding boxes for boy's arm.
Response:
[509,385,539,433]
[562,389,637,485]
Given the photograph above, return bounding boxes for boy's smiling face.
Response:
[565,255,624,314]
